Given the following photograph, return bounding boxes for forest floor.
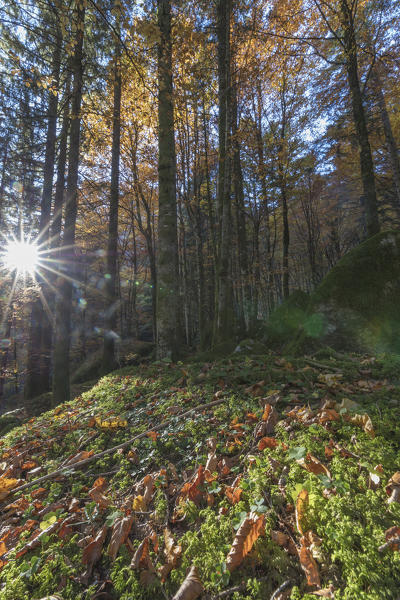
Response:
[0,349,399,600]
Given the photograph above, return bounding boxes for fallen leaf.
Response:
[132,495,147,512]
[258,437,278,451]
[297,454,331,478]
[348,413,374,438]
[384,526,400,551]
[270,530,297,555]
[386,473,400,504]
[299,538,321,587]
[172,565,204,600]
[108,514,135,561]
[95,416,127,429]
[82,525,108,576]
[262,403,279,430]
[66,451,94,466]
[89,477,110,509]
[180,466,205,505]
[131,537,152,570]
[159,528,182,581]
[226,513,265,572]
[295,489,309,535]
[0,477,21,501]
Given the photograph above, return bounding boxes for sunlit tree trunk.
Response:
[156,0,181,359]
[102,21,122,373]
[52,2,85,405]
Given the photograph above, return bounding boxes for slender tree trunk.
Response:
[231,72,250,334]
[213,0,234,346]
[25,34,61,400]
[51,73,71,249]
[372,67,400,211]
[156,0,180,359]
[52,3,85,405]
[339,0,380,237]
[102,25,122,373]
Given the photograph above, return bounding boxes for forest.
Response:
[0,0,399,599]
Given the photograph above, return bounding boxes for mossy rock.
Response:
[71,339,154,384]
[264,289,311,347]
[297,231,400,353]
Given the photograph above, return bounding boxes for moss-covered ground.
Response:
[0,350,399,599]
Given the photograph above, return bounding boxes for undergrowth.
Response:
[0,351,399,599]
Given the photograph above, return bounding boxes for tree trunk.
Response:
[52,3,85,405]
[25,33,61,401]
[340,0,380,237]
[372,67,400,212]
[102,24,122,373]
[156,0,180,359]
[213,0,234,346]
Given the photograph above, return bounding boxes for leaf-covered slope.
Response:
[0,352,399,600]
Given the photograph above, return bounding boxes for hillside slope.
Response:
[0,351,399,599]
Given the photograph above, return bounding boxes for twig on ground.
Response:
[10,397,227,496]
[270,579,292,600]
[304,358,342,372]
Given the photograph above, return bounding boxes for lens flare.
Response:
[2,239,40,276]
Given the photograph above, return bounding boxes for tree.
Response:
[156,0,181,359]
[52,1,86,404]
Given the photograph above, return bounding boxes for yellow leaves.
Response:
[295,489,309,535]
[132,495,147,512]
[172,565,203,600]
[95,416,127,429]
[226,513,265,572]
[317,373,343,387]
[0,477,20,501]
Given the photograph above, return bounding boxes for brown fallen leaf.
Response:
[108,514,135,561]
[66,450,94,466]
[299,538,321,587]
[386,473,400,504]
[347,413,374,438]
[270,530,297,555]
[295,489,309,535]
[131,537,153,570]
[159,528,182,581]
[258,437,278,451]
[82,525,108,577]
[297,453,331,479]
[180,466,205,505]
[262,404,279,433]
[172,565,204,600]
[384,526,400,551]
[226,512,265,572]
[89,477,110,509]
